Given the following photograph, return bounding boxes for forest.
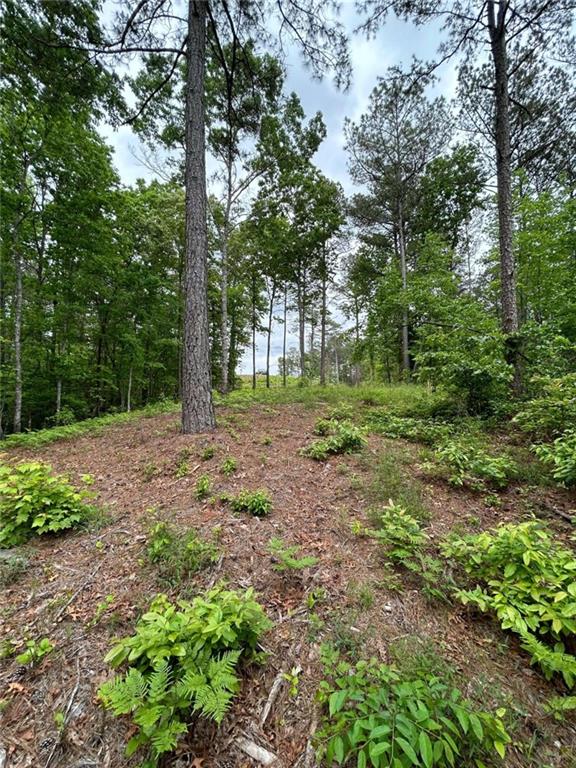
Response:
[0,1,575,768]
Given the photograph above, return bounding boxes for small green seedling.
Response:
[200,446,215,461]
[89,594,115,627]
[268,537,319,571]
[221,457,237,476]
[16,637,54,665]
[229,489,272,517]
[282,666,301,697]
[195,474,212,500]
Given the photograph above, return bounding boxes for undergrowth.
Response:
[0,461,96,547]
[145,521,219,584]
[442,521,576,687]
[99,586,271,766]
[315,645,510,767]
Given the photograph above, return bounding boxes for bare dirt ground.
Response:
[1,401,575,768]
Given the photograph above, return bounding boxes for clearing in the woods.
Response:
[0,385,575,768]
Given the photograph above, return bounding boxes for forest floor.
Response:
[1,386,575,768]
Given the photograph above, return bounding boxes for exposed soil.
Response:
[1,401,575,768]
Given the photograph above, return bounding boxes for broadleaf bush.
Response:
[99,586,271,766]
[302,421,366,461]
[315,648,510,767]
[432,438,515,490]
[442,521,576,686]
[145,521,219,584]
[532,429,576,486]
[0,461,95,547]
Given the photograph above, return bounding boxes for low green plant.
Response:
[200,446,215,461]
[366,501,429,564]
[195,474,212,500]
[229,489,272,517]
[89,594,116,627]
[146,521,218,584]
[512,374,576,439]
[142,462,159,482]
[261,436,273,446]
[433,438,515,490]
[314,417,335,436]
[283,666,301,697]
[268,537,319,571]
[532,429,576,486]
[303,421,366,461]
[315,646,510,767]
[221,457,237,476]
[174,459,189,479]
[365,413,453,446]
[0,552,29,586]
[99,586,271,766]
[543,695,576,722]
[0,462,95,547]
[442,521,576,686]
[16,637,54,665]
[327,403,354,422]
[4,400,179,449]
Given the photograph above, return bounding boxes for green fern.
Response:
[99,588,270,766]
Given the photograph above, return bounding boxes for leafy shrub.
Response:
[146,521,218,584]
[513,373,576,439]
[220,457,237,476]
[0,462,95,547]
[314,418,335,436]
[268,537,319,571]
[303,421,366,461]
[327,403,354,422]
[532,429,576,486]
[99,586,271,765]
[200,446,215,461]
[433,438,515,490]
[365,413,453,446]
[315,648,510,767]
[442,521,576,686]
[365,502,428,564]
[174,459,189,478]
[195,474,212,500]
[16,637,54,665]
[229,489,272,517]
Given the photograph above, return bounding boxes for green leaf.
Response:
[395,737,419,765]
[419,730,433,768]
[329,690,348,716]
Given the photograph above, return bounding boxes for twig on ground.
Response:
[259,670,286,729]
[44,657,82,768]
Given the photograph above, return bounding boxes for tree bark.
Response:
[319,264,327,386]
[13,251,23,433]
[488,0,521,395]
[127,364,133,412]
[297,265,306,379]
[252,273,257,390]
[265,282,277,388]
[282,285,287,387]
[182,0,216,433]
[397,202,410,376]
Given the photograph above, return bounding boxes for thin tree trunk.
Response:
[297,268,306,379]
[265,282,277,389]
[397,201,410,375]
[182,0,215,433]
[219,211,231,394]
[252,274,257,390]
[13,251,23,433]
[127,365,133,413]
[488,0,521,395]
[56,379,62,417]
[282,285,287,387]
[334,347,340,384]
[319,267,327,386]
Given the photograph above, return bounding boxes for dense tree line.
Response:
[0,0,574,435]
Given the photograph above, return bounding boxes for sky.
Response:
[100,3,457,375]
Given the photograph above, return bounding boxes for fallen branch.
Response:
[259,671,286,729]
[236,736,278,766]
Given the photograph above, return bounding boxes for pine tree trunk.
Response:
[182,0,215,433]
[219,233,229,394]
[13,251,23,433]
[282,286,287,387]
[297,269,306,380]
[127,365,133,412]
[56,379,62,417]
[488,0,521,395]
[320,267,327,386]
[252,274,257,390]
[265,282,276,389]
[397,202,410,376]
